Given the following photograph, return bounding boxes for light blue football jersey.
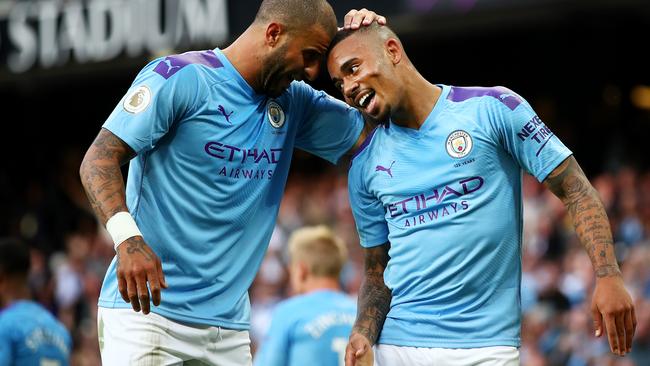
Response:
[254,290,356,366]
[99,48,363,329]
[0,301,72,365]
[348,85,572,348]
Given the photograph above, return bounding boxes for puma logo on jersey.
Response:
[218,105,234,123]
[376,161,395,177]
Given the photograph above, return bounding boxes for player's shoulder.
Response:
[140,49,228,85]
[446,85,524,111]
[350,124,386,168]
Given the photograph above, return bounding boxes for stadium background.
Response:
[1,0,649,364]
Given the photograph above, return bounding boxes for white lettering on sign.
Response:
[3,0,229,73]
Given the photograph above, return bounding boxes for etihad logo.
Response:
[375,161,395,178]
[204,142,282,164]
[387,176,484,218]
[204,141,283,181]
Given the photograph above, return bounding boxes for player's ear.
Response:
[385,38,402,65]
[265,22,285,48]
[301,262,310,280]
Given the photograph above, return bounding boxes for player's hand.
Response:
[345,332,374,366]
[591,275,636,356]
[116,236,167,315]
[343,8,387,30]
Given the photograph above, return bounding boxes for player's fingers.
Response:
[377,15,387,25]
[344,10,358,29]
[117,272,129,303]
[355,342,367,357]
[147,266,161,307]
[592,306,603,337]
[625,309,635,353]
[350,8,370,29]
[126,275,140,312]
[615,312,626,356]
[604,314,619,355]
[360,10,378,26]
[136,272,151,315]
[157,259,168,289]
[345,344,357,366]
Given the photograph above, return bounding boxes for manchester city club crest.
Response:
[267,100,285,128]
[446,130,473,158]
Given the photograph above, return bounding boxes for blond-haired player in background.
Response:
[254,226,356,366]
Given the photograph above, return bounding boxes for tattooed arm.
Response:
[80,128,166,314]
[544,156,636,356]
[345,243,391,366]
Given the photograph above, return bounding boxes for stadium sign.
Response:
[0,0,229,73]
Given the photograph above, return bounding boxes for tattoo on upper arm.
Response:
[354,243,392,343]
[543,156,620,278]
[80,128,137,224]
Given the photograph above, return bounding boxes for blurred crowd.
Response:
[2,148,650,366]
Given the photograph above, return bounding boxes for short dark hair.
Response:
[0,238,30,277]
[254,0,337,37]
[328,22,400,57]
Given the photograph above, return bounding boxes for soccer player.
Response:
[326,23,637,365]
[254,226,356,366]
[79,2,384,364]
[0,238,72,365]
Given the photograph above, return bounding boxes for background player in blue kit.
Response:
[327,23,637,366]
[254,226,356,366]
[79,1,385,364]
[0,239,72,366]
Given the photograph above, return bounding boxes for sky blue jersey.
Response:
[348,85,572,348]
[99,48,363,329]
[0,301,72,365]
[254,290,356,366]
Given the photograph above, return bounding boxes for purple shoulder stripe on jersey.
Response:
[351,125,381,163]
[447,86,523,111]
[154,50,223,79]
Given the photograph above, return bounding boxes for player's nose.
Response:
[343,79,359,101]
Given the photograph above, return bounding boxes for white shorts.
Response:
[98,307,252,366]
[374,344,519,366]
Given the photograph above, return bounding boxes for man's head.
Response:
[327,22,406,122]
[287,225,347,294]
[0,238,30,306]
[253,0,337,97]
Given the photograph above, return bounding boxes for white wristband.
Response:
[106,212,142,251]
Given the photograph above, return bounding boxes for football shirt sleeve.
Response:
[293,82,364,164]
[102,59,205,154]
[348,162,389,248]
[488,87,572,182]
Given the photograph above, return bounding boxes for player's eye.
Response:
[303,50,321,64]
[351,65,359,74]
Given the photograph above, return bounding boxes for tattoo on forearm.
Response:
[80,128,136,224]
[545,157,620,278]
[354,243,392,344]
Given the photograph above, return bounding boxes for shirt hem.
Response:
[378,337,520,348]
[98,301,250,330]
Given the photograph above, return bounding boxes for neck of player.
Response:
[391,69,441,130]
[0,276,30,308]
[221,25,265,93]
[300,276,341,294]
